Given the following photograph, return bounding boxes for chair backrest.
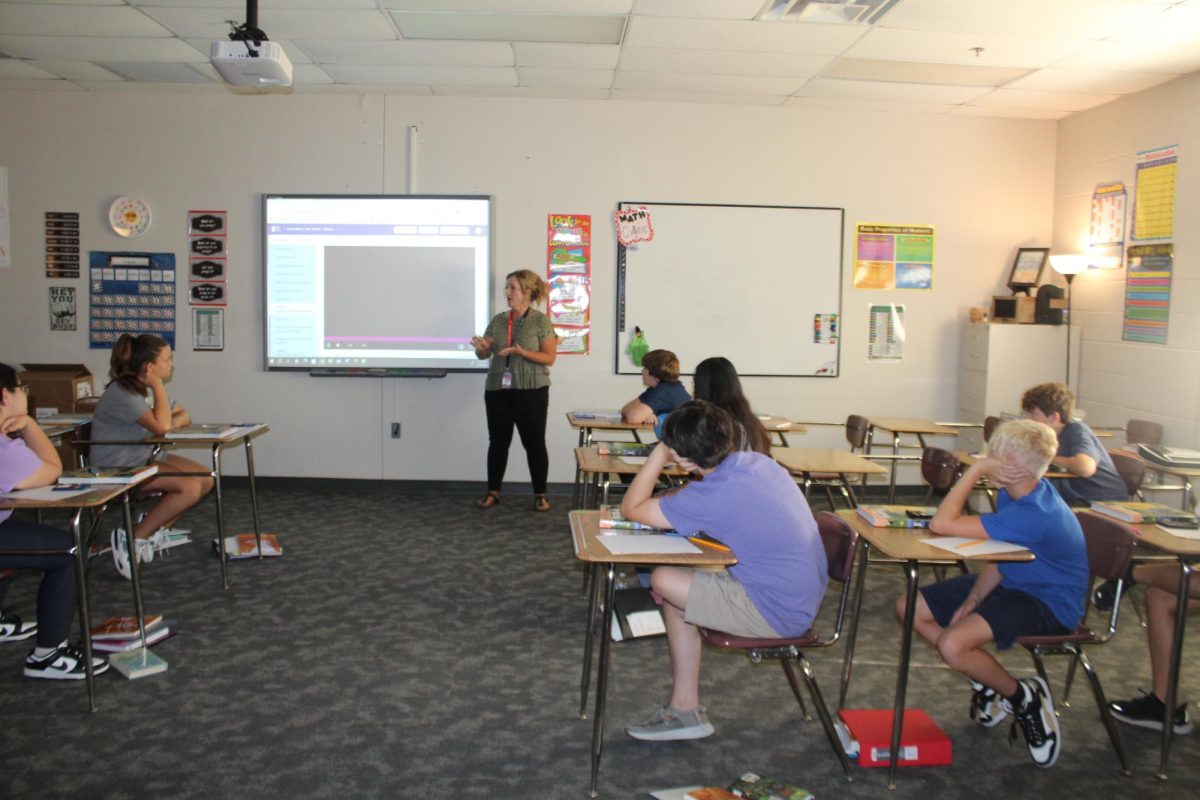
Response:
[844,415,869,451]
[1126,418,1163,446]
[815,511,858,584]
[1076,511,1137,583]
[921,447,961,494]
[1108,451,1146,499]
[983,415,1002,443]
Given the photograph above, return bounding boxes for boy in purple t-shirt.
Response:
[619,400,826,742]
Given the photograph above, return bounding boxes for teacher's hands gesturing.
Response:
[470,335,494,358]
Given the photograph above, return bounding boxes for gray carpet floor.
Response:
[1,484,1198,799]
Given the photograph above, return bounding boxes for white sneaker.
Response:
[111,528,131,580]
[135,537,155,565]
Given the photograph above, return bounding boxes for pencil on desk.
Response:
[955,539,986,550]
[689,536,731,552]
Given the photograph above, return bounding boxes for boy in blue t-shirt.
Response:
[620,349,690,426]
[898,419,1088,768]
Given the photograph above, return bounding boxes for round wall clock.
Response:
[109,196,152,238]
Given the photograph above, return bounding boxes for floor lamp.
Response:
[1049,254,1087,389]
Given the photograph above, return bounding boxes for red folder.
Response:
[838,709,952,768]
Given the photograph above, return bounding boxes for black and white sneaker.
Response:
[1110,691,1193,734]
[969,680,1008,728]
[0,611,38,643]
[24,644,109,681]
[1008,677,1061,767]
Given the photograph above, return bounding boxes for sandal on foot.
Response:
[534,495,551,512]
[476,492,500,509]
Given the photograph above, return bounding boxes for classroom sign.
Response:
[853,224,934,290]
[548,214,591,355]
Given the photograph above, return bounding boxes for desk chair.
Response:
[1110,451,1147,501]
[983,415,1002,443]
[1126,419,1164,446]
[72,428,165,569]
[699,511,857,781]
[1013,511,1136,774]
[920,447,960,502]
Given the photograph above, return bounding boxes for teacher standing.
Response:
[470,269,558,512]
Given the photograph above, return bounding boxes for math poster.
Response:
[868,303,905,361]
[1132,145,1177,241]
[1090,182,1126,247]
[854,224,934,290]
[547,213,591,355]
[1123,244,1172,345]
[88,251,176,349]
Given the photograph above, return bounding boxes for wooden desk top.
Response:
[566,412,652,432]
[1074,511,1200,559]
[0,479,153,511]
[772,447,889,476]
[570,510,738,567]
[759,415,807,434]
[1108,447,1200,479]
[148,422,269,444]
[838,510,1035,564]
[574,447,690,477]
[867,417,958,437]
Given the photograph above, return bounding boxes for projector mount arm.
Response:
[226,0,270,56]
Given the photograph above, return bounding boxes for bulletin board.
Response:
[615,202,843,377]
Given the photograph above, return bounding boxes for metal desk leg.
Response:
[888,432,901,503]
[122,494,148,646]
[580,562,604,717]
[1158,558,1193,779]
[839,473,858,508]
[888,560,921,789]
[243,437,263,557]
[839,539,871,709]
[589,562,618,798]
[69,509,98,712]
[211,443,229,589]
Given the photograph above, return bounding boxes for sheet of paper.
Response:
[1156,524,1200,541]
[1,485,92,501]
[619,456,649,466]
[626,609,667,637]
[919,536,1029,556]
[599,535,701,555]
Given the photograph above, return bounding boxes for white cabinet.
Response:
[958,323,1080,452]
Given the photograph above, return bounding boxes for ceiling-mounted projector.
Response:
[210,0,292,87]
[210,40,292,86]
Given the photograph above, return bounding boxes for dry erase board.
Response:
[615,202,843,377]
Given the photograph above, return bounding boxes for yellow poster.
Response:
[1133,145,1177,241]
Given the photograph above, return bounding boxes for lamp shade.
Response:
[1049,253,1088,276]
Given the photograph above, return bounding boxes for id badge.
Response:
[501,370,513,389]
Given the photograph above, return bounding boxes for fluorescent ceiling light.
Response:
[391,12,627,45]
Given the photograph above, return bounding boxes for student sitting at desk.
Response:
[1020,382,1126,505]
[91,334,214,580]
[620,349,690,427]
[899,419,1088,768]
[619,400,827,741]
[0,362,108,679]
[693,356,770,455]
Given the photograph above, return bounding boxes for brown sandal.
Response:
[476,491,500,509]
[534,495,551,512]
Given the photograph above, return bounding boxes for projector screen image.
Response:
[263,195,492,372]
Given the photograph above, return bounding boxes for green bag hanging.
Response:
[627,326,649,366]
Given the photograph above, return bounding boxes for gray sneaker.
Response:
[626,704,715,741]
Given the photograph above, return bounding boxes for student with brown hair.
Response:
[621,349,690,426]
[1020,382,1125,504]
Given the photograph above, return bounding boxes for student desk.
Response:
[81,423,270,590]
[1116,516,1200,779]
[771,447,888,509]
[570,510,736,798]
[758,415,808,447]
[836,509,1033,788]
[0,477,155,711]
[573,447,688,509]
[866,417,958,502]
[1109,448,1199,511]
[567,412,654,447]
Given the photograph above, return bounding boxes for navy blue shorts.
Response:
[919,573,1069,651]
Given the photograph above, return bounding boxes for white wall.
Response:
[1053,72,1200,447]
[0,90,1056,481]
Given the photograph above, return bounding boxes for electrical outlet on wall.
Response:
[391,423,401,439]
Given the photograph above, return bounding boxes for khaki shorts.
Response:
[684,569,781,638]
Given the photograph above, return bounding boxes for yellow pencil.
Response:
[955,539,986,550]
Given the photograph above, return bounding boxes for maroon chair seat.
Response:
[703,629,817,650]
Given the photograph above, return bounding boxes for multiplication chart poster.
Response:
[88,251,176,349]
[1132,145,1177,241]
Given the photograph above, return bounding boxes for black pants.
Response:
[0,518,77,648]
[484,387,550,494]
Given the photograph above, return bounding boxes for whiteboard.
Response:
[616,202,843,377]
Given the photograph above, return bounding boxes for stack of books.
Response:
[649,773,813,800]
[597,442,652,457]
[90,615,172,653]
[599,504,670,531]
[573,409,623,421]
[1090,501,1200,528]
[856,505,937,528]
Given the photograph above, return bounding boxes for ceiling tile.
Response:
[321,64,518,86]
[968,87,1119,112]
[1005,67,1175,95]
[392,12,626,44]
[783,95,956,115]
[620,47,831,78]
[512,42,619,69]
[624,15,865,54]
[100,62,215,83]
[142,8,399,40]
[0,78,83,92]
[385,0,631,12]
[822,57,1030,86]
[434,84,612,100]
[614,70,805,95]
[1055,40,1200,73]
[0,59,60,79]
[0,36,208,62]
[797,76,991,103]
[127,1,378,8]
[296,39,513,66]
[610,88,784,105]
[635,0,763,19]
[0,5,171,37]
[1112,4,1200,44]
[880,0,1164,40]
[517,67,613,87]
[847,27,1090,68]
[291,64,337,84]
[950,105,1069,120]
[30,61,127,82]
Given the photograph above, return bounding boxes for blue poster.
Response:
[88,251,176,349]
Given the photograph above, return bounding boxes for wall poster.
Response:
[88,251,176,349]
[868,303,905,361]
[1123,243,1172,345]
[854,224,934,290]
[1132,145,1177,241]
[547,214,591,355]
[1090,182,1127,247]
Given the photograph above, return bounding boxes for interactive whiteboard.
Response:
[615,202,843,377]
